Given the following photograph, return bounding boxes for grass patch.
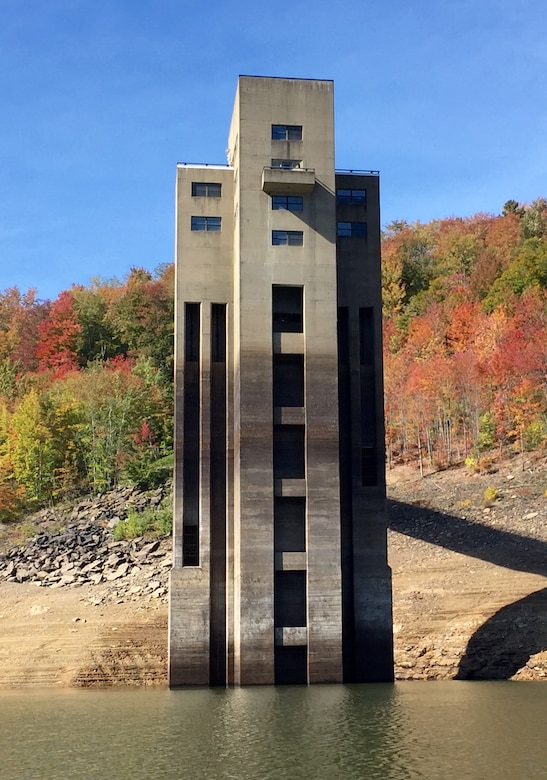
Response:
[113,504,172,540]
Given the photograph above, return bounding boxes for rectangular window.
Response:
[337,188,366,204]
[272,230,303,246]
[273,425,305,479]
[337,221,367,238]
[273,354,304,407]
[271,159,302,170]
[272,124,302,141]
[182,525,199,566]
[275,570,307,627]
[192,182,222,197]
[185,302,200,363]
[191,216,222,231]
[272,196,303,211]
[273,285,303,333]
[274,497,306,553]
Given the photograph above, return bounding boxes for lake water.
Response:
[0,683,545,779]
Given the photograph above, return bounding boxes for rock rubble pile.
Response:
[0,484,172,605]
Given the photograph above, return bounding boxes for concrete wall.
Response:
[169,77,393,687]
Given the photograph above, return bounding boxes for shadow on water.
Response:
[388,500,547,679]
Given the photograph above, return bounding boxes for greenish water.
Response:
[0,683,545,779]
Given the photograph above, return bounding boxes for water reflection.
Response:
[1,683,546,780]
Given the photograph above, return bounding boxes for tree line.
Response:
[0,198,545,520]
[0,266,174,521]
[382,198,547,472]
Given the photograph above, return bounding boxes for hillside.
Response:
[0,456,544,687]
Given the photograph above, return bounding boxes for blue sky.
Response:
[1,0,546,301]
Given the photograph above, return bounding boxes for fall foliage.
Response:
[0,266,174,520]
[382,198,547,471]
[0,198,545,520]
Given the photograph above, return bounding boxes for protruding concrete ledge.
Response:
[262,166,315,194]
[275,627,308,646]
[275,478,306,497]
[272,332,304,354]
[274,551,307,571]
[274,407,305,425]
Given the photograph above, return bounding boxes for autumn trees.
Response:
[0,197,545,519]
[0,267,174,520]
[382,199,547,471]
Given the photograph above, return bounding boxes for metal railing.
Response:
[335,168,380,176]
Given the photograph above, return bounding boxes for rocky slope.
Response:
[0,455,545,687]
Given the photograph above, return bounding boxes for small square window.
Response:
[191,216,222,231]
[337,188,366,204]
[192,182,222,197]
[272,196,303,211]
[337,221,366,238]
[272,124,302,141]
[272,230,303,246]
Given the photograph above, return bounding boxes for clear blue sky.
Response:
[1,0,545,301]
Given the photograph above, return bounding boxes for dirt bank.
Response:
[388,454,546,681]
[0,455,545,688]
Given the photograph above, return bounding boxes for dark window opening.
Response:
[272,195,303,211]
[337,221,367,238]
[272,124,302,141]
[192,182,222,197]
[211,304,226,363]
[273,425,305,479]
[273,354,304,407]
[185,303,200,362]
[275,646,307,685]
[273,285,303,333]
[274,497,306,552]
[275,570,307,627]
[337,188,366,204]
[272,230,303,246]
[183,525,199,566]
[191,216,222,231]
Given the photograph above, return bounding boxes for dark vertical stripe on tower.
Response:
[337,306,355,680]
[359,307,378,486]
[210,303,227,685]
[183,303,200,566]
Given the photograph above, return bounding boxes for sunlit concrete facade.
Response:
[169,76,393,686]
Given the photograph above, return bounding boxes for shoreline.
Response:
[1,458,545,689]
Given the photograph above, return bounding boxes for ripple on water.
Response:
[0,683,546,780]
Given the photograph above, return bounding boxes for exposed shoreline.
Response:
[0,457,545,688]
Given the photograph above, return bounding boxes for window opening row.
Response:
[337,221,366,238]
[337,188,366,204]
[191,221,364,240]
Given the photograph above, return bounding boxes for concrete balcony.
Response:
[262,166,316,195]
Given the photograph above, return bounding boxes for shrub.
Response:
[113,504,172,540]
[483,485,499,505]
